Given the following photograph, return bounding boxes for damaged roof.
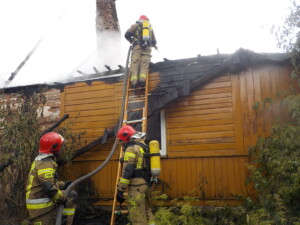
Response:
[147,48,290,114]
[3,48,290,114]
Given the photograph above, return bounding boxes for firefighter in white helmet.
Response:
[25,132,77,225]
[125,15,157,89]
[116,125,155,225]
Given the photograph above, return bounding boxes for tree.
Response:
[0,90,84,224]
[275,0,300,88]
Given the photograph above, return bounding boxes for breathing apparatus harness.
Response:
[133,20,154,49]
[121,140,160,186]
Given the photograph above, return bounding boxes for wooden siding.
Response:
[62,65,293,205]
[160,64,292,202]
[61,73,161,200]
[166,75,235,157]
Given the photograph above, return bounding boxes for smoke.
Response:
[1,0,290,88]
[0,0,127,88]
[96,30,125,71]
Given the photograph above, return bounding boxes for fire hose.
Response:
[55,45,132,225]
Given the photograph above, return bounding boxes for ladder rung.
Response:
[128,108,143,112]
[115,209,129,215]
[128,99,145,103]
[129,87,145,91]
[129,96,145,100]
[124,118,145,124]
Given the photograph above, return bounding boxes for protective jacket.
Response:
[117,138,151,191]
[117,138,154,225]
[26,154,75,224]
[26,154,66,209]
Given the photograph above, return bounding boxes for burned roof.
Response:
[147,48,290,114]
[2,48,290,112]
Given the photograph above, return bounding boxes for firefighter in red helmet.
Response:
[25,132,78,225]
[116,125,155,225]
[125,15,157,89]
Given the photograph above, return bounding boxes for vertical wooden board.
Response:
[94,162,109,197]
[259,67,272,136]
[100,161,112,197]
[231,74,244,154]
[190,158,199,195]
[104,162,114,197]
[252,68,264,138]
[202,158,211,198]
[214,158,223,198]
[159,159,169,194]
[106,161,112,196]
[233,157,243,196]
[268,65,282,126]
[110,160,118,196]
[173,159,180,198]
[196,158,204,198]
[276,67,289,119]
[246,69,256,146]
[220,158,229,198]
[278,66,293,93]
[208,157,216,198]
[176,159,187,197]
[163,159,177,198]
[238,71,251,153]
[269,65,280,98]
[185,158,193,195]
[239,157,248,196]
[227,157,237,196]
[60,90,65,116]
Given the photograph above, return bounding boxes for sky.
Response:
[0,0,291,87]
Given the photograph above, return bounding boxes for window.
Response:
[147,109,167,156]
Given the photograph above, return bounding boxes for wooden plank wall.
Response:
[160,64,292,203]
[61,65,292,205]
[61,73,160,199]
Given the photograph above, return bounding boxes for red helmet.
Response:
[139,15,149,21]
[39,132,64,154]
[117,125,136,143]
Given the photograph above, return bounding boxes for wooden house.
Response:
[2,48,295,206]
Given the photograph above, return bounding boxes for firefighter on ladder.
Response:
[116,125,155,225]
[125,15,157,89]
[25,132,78,225]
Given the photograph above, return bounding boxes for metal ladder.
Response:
[110,75,149,225]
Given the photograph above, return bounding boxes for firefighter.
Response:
[25,132,77,225]
[116,125,155,225]
[125,15,157,89]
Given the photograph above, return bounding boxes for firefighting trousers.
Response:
[27,203,76,225]
[128,184,154,225]
[130,45,152,87]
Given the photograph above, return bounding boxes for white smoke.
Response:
[0,0,127,88]
[96,30,125,71]
[0,0,290,88]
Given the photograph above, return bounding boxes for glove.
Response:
[116,190,125,203]
[66,190,78,206]
[63,181,72,190]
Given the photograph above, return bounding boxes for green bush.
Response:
[247,100,300,225]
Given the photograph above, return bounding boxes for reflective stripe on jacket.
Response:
[26,154,65,210]
[26,198,53,210]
